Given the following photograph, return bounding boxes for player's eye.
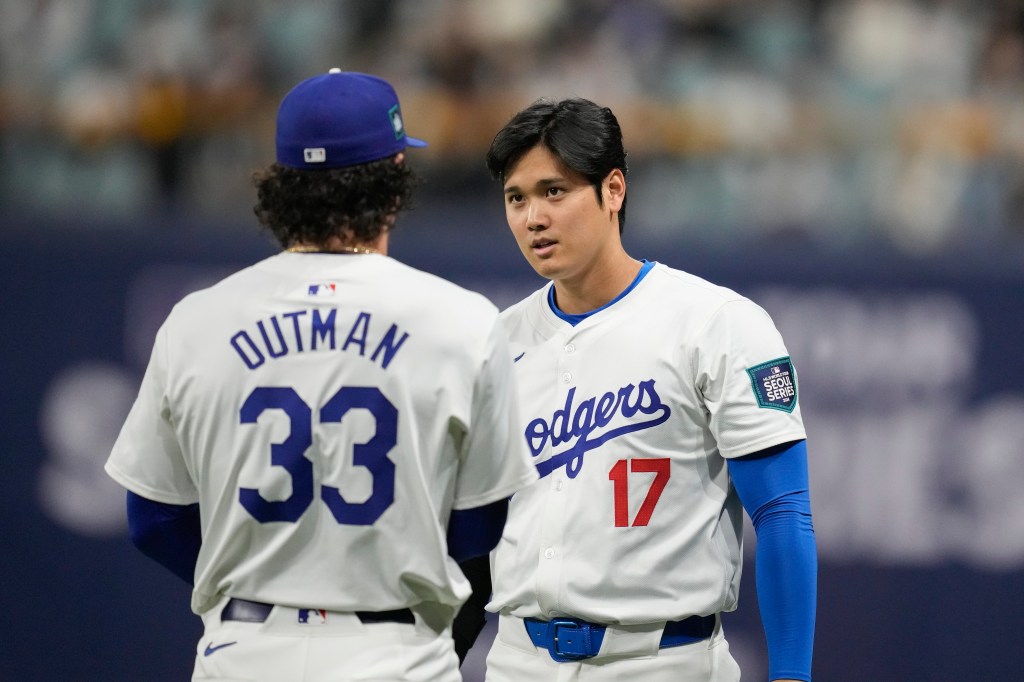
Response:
[507,193,523,204]
[546,187,563,198]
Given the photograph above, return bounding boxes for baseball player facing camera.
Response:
[468,98,818,681]
[105,69,537,682]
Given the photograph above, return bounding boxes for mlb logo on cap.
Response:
[276,68,427,170]
[303,148,327,163]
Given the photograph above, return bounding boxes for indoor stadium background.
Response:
[2,1,1023,680]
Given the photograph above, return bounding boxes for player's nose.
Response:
[526,201,548,231]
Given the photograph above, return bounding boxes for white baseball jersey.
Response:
[488,262,805,624]
[106,252,538,617]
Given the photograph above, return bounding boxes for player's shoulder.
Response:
[643,262,773,326]
[497,284,547,320]
[496,282,549,335]
[651,260,778,342]
[383,257,501,322]
[645,262,747,305]
[161,258,263,322]
[175,253,496,314]
[156,256,498,359]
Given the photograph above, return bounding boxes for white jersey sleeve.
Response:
[453,318,538,509]
[691,298,806,458]
[106,322,198,505]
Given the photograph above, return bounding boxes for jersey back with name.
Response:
[106,253,536,616]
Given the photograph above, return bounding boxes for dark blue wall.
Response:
[3,211,1022,681]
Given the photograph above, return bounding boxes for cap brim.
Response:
[405,136,428,148]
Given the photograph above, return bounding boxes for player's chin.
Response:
[520,246,555,273]
[529,260,570,283]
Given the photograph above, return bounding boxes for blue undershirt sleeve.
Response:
[727,440,817,682]
[126,491,201,586]
[126,491,508,584]
[447,500,507,663]
[446,497,509,563]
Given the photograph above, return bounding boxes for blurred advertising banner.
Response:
[2,223,1022,681]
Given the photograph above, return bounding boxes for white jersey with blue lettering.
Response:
[488,261,805,624]
[106,251,538,618]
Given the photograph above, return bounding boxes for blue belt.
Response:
[523,613,716,662]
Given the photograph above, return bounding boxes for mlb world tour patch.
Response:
[746,357,798,412]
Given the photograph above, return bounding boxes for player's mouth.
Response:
[530,237,558,257]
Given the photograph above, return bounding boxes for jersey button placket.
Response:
[559,338,576,385]
[534,332,578,611]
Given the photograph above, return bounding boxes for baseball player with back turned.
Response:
[104,69,537,682]
[469,98,818,681]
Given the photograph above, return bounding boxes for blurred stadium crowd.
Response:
[2,0,1024,255]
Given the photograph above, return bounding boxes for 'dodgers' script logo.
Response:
[525,379,671,479]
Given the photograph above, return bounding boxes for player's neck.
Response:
[286,231,389,256]
[552,252,642,315]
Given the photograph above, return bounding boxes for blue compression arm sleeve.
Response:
[446,498,509,562]
[126,491,201,585]
[727,440,817,682]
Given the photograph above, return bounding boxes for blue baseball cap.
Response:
[275,68,427,169]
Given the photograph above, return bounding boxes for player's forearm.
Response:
[451,554,492,664]
[729,440,817,681]
[753,496,817,681]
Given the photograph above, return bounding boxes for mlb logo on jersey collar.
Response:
[298,608,328,624]
[746,357,798,412]
[307,282,336,297]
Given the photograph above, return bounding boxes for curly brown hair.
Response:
[252,155,419,248]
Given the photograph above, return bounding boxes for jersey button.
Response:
[561,372,572,384]
[554,480,563,491]
[564,343,576,354]
[543,547,555,559]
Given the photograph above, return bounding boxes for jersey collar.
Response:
[547,260,656,326]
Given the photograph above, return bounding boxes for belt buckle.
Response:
[546,618,598,662]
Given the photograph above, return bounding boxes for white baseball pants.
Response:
[192,598,461,682]
[484,614,741,682]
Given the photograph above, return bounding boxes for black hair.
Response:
[485,98,628,231]
[252,156,419,248]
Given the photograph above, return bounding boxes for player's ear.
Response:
[603,168,625,215]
